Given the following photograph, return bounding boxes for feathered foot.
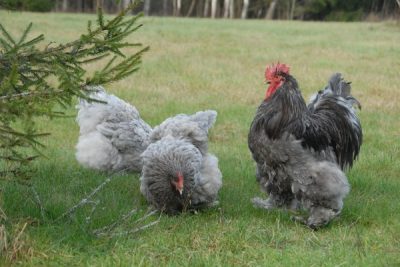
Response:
[251,197,275,210]
[209,200,220,207]
[292,206,341,230]
[188,200,220,213]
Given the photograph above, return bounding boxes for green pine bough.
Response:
[0,2,149,182]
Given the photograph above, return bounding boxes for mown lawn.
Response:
[1,10,400,266]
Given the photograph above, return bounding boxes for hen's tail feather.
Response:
[190,110,218,132]
[75,86,152,172]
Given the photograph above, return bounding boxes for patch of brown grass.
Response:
[0,221,34,263]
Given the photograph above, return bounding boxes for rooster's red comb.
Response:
[265,63,290,81]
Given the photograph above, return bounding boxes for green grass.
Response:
[1,11,400,266]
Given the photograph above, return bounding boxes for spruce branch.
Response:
[0,1,148,181]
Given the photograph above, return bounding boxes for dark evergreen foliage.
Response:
[0,0,54,12]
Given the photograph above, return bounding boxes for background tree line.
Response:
[0,0,399,21]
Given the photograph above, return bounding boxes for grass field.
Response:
[1,10,400,266]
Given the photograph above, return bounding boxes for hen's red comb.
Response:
[265,63,290,81]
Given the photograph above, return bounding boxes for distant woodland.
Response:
[1,0,399,20]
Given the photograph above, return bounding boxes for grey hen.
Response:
[140,110,222,215]
[248,63,362,229]
[149,110,217,155]
[76,86,152,172]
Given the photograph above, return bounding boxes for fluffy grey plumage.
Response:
[249,69,362,229]
[150,110,217,155]
[250,134,350,228]
[76,86,152,172]
[140,111,222,215]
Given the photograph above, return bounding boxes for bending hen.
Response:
[76,86,152,172]
[248,63,362,229]
[140,110,222,215]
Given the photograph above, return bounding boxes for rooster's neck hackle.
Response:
[255,74,308,140]
[265,74,306,110]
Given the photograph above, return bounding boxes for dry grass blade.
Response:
[0,224,8,253]
[0,207,7,221]
[0,222,34,262]
[9,222,28,261]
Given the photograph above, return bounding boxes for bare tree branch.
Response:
[85,200,100,224]
[111,219,160,237]
[92,207,138,235]
[54,169,126,222]
[108,213,161,237]
[31,186,46,221]
[94,209,160,237]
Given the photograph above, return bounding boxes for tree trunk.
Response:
[77,0,83,12]
[187,0,197,17]
[96,0,102,9]
[176,0,181,16]
[211,0,218,18]
[102,0,108,13]
[121,0,130,8]
[224,0,230,18]
[241,0,249,19]
[163,0,168,16]
[381,0,393,17]
[197,0,203,17]
[229,0,234,18]
[144,0,151,16]
[204,0,210,17]
[62,0,68,11]
[289,0,295,20]
[265,0,278,20]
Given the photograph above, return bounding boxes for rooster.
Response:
[140,110,222,215]
[248,63,362,229]
[76,86,152,172]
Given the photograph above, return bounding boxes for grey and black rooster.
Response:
[248,63,362,229]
